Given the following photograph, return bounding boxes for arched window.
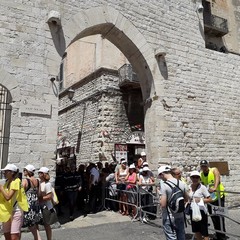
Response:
[0,85,11,168]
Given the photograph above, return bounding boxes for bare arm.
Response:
[22,178,28,190]
[115,171,119,184]
[210,168,220,193]
[39,192,52,202]
[160,194,167,208]
[203,196,212,204]
[184,190,189,203]
[0,185,16,201]
[125,173,130,182]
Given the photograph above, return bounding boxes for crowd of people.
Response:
[0,153,227,240]
[97,153,227,240]
[0,164,58,240]
[158,160,227,240]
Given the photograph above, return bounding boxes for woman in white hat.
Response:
[115,158,128,215]
[38,167,56,240]
[138,166,155,223]
[188,170,212,240]
[0,164,28,240]
[22,164,42,240]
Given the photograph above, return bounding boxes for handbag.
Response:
[42,207,58,225]
[191,199,202,222]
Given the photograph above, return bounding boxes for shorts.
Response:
[117,183,126,191]
[191,210,208,237]
[2,210,23,234]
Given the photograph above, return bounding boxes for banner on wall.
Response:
[115,144,128,162]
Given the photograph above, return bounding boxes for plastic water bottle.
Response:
[210,192,217,201]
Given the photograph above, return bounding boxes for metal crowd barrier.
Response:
[186,189,240,240]
[103,182,161,222]
[205,189,240,239]
[104,183,240,239]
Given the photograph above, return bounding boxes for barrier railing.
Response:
[104,183,140,220]
[105,183,240,239]
[205,189,240,239]
[104,182,161,222]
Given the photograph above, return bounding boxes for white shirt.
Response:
[40,181,53,209]
[189,183,210,212]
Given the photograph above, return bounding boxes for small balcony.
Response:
[203,14,228,37]
[118,64,139,88]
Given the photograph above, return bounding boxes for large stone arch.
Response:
[63,6,158,102]
[59,6,167,165]
[0,67,20,102]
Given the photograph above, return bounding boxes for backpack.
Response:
[164,180,185,213]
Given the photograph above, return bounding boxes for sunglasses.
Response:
[191,176,200,179]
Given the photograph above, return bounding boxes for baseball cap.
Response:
[200,160,209,166]
[0,164,18,172]
[38,167,49,173]
[140,152,146,157]
[24,164,35,173]
[190,170,200,177]
[142,162,149,166]
[129,164,135,169]
[158,165,171,175]
[142,166,150,172]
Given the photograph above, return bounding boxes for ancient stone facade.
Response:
[58,68,133,163]
[0,0,240,201]
[58,35,144,166]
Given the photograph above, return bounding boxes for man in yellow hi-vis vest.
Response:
[200,160,226,240]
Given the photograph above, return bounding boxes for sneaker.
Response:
[142,217,148,223]
[145,216,150,221]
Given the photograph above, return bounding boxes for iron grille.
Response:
[0,85,11,171]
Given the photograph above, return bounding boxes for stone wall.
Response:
[0,1,60,171]
[59,69,132,164]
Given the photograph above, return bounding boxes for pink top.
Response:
[126,172,136,189]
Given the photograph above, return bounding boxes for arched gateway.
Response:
[55,6,167,166]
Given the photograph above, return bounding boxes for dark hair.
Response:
[43,173,50,182]
[25,169,34,177]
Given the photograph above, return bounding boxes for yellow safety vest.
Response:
[200,168,225,199]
